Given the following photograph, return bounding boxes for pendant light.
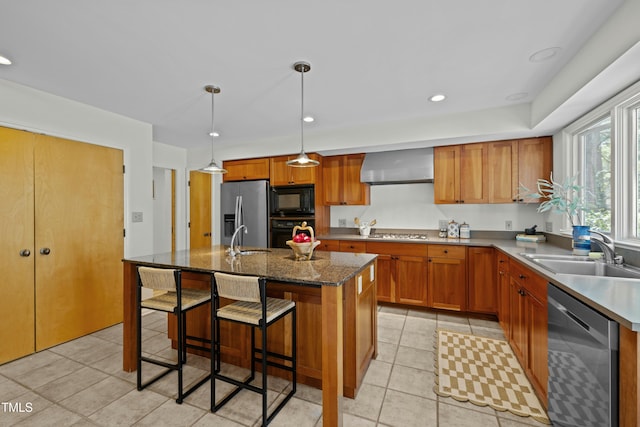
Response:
[287,61,319,167]
[199,85,227,174]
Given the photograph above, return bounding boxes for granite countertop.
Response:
[319,232,640,331]
[124,245,377,287]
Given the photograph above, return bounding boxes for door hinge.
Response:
[123,228,126,237]
[188,222,191,228]
[188,180,191,187]
[123,165,126,174]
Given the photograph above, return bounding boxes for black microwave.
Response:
[270,185,315,216]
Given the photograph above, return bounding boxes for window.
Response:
[578,116,611,233]
[564,80,640,246]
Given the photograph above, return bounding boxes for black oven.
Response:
[271,218,315,249]
[270,185,314,217]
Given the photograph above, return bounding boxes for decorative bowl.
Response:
[286,240,321,261]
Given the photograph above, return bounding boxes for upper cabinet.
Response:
[434,143,488,204]
[270,153,321,186]
[222,158,270,182]
[322,154,370,205]
[435,137,552,204]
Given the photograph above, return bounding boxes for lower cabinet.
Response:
[366,242,428,307]
[507,260,548,405]
[467,247,497,313]
[496,251,511,334]
[427,245,467,311]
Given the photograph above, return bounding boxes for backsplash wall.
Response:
[330,183,543,232]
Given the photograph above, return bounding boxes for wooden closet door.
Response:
[0,127,36,364]
[189,171,212,248]
[34,135,124,350]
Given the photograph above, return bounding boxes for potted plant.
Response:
[519,173,590,254]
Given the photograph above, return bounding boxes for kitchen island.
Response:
[122,246,377,427]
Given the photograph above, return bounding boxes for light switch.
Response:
[370,264,375,280]
[357,275,362,294]
[132,211,143,223]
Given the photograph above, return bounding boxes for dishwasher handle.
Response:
[549,294,609,346]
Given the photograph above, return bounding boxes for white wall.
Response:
[0,78,154,257]
[330,184,543,232]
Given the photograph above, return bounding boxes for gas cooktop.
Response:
[368,233,429,241]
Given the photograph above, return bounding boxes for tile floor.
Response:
[0,306,549,426]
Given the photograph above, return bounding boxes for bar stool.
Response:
[136,266,211,403]
[210,272,296,426]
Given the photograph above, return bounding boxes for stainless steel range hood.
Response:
[360,147,434,184]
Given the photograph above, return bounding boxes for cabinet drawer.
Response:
[317,239,340,251]
[427,245,466,259]
[510,260,547,302]
[366,242,428,257]
[339,240,367,253]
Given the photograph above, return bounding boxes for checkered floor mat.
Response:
[547,349,610,427]
[435,329,550,424]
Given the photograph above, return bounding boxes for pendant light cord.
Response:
[300,67,305,153]
[210,88,215,159]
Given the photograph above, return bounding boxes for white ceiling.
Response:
[0,0,630,154]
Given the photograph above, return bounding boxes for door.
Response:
[396,255,428,306]
[190,171,212,248]
[459,143,488,203]
[0,128,36,363]
[34,135,124,350]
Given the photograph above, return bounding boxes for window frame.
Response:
[562,79,640,248]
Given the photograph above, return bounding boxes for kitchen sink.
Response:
[520,253,591,262]
[521,253,640,279]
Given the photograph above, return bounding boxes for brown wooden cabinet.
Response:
[339,240,367,253]
[435,137,552,204]
[316,239,340,252]
[434,143,488,204]
[270,153,321,186]
[366,242,428,307]
[322,154,370,205]
[496,251,510,334]
[467,247,496,314]
[222,157,270,182]
[508,259,548,405]
[487,137,552,203]
[427,245,467,311]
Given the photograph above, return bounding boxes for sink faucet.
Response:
[228,225,247,257]
[582,230,623,264]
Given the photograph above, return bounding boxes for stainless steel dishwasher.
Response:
[547,283,619,427]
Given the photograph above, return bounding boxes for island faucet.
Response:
[581,230,623,264]
[228,224,247,257]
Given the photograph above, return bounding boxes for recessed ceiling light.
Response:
[208,131,220,137]
[505,92,528,101]
[429,94,446,102]
[0,55,12,65]
[529,47,561,63]
[303,116,314,123]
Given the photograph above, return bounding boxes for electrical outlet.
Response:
[338,218,347,227]
[132,211,143,223]
[505,220,513,231]
[545,221,553,232]
[439,220,448,229]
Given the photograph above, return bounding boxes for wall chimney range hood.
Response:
[360,147,434,184]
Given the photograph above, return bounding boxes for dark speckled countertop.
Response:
[124,246,377,287]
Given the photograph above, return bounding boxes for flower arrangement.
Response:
[519,173,585,226]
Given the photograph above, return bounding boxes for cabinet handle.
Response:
[443,250,448,254]
[519,274,526,279]
[20,249,31,257]
[40,247,51,255]
[499,259,504,263]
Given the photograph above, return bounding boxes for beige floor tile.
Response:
[59,376,135,417]
[213,388,278,426]
[403,316,437,334]
[0,351,64,379]
[374,341,398,364]
[394,346,435,372]
[437,312,470,325]
[469,325,507,340]
[497,408,550,426]
[378,306,408,316]
[377,326,402,346]
[191,412,245,426]
[8,356,83,389]
[438,401,500,427]
[438,395,497,416]
[48,335,121,365]
[376,312,406,330]
[468,316,501,330]
[387,365,437,399]
[361,360,392,388]
[147,364,209,399]
[90,323,123,344]
[35,366,109,402]
[407,309,437,320]
[378,389,437,427]
[436,320,472,334]
[13,403,82,426]
[398,329,436,351]
[88,388,167,426]
[291,383,323,405]
[135,399,207,426]
[268,396,322,427]
[0,375,31,401]
[342,383,385,421]
[0,390,55,425]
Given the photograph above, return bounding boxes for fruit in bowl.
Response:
[286,222,320,260]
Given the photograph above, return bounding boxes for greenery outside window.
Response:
[579,116,611,232]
